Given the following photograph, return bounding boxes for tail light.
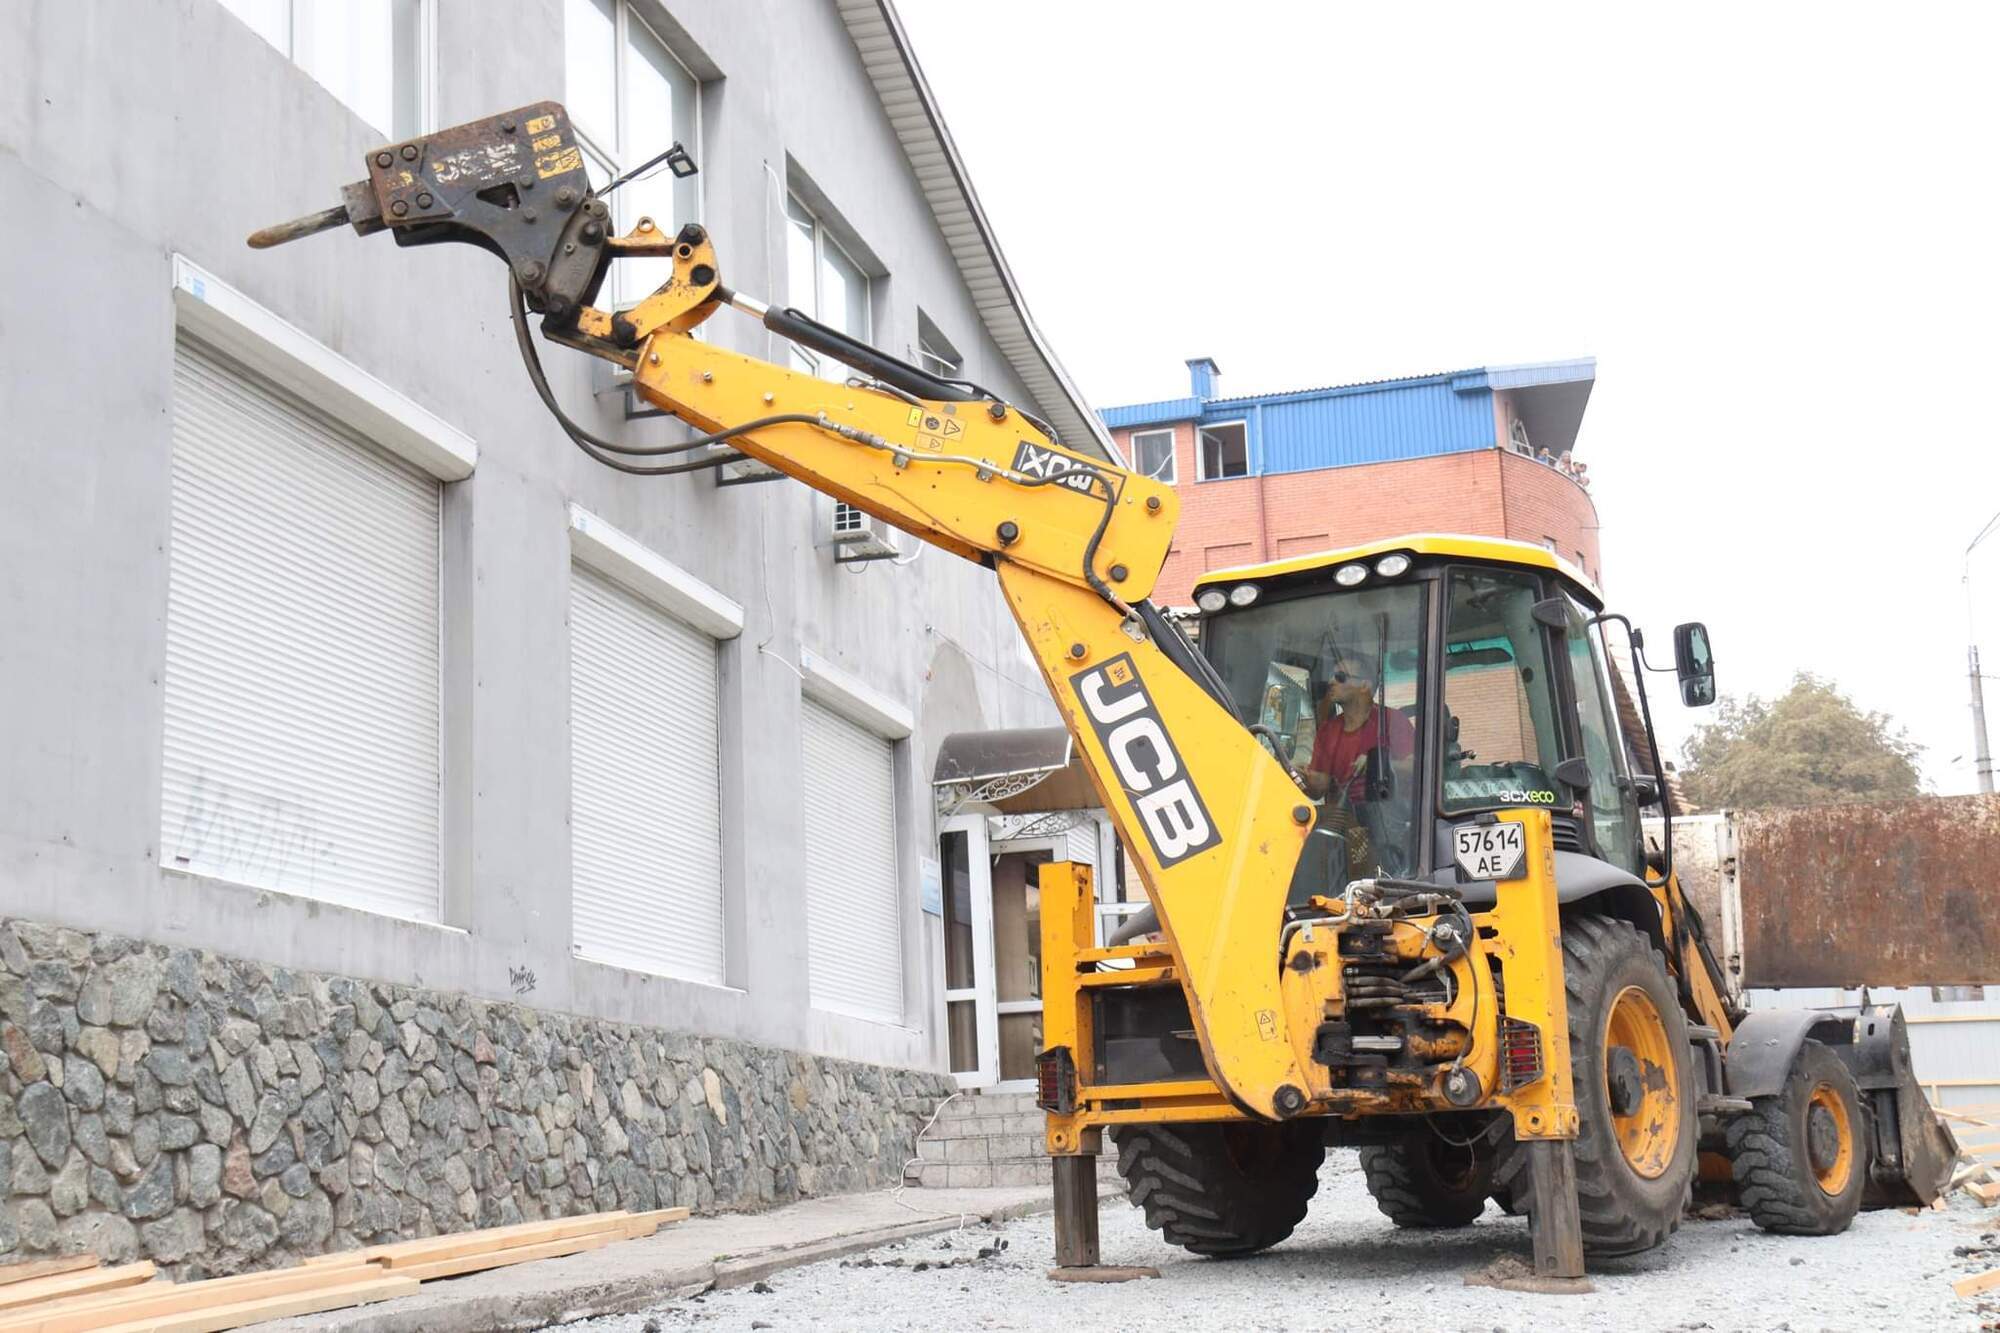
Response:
[1035,1046,1078,1114]
[1500,1017,1545,1091]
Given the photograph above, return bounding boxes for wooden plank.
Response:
[1953,1267,2000,1300]
[387,1232,614,1282]
[1934,1105,2000,1127]
[90,1275,418,1333]
[1970,1177,2000,1206]
[307,1211,632,1267]
[619,1207,690,1239]
[366,1214,633,1270]
[0,1264,155,1313]
[0,1262,393,1333]
[0,1258,97,1290]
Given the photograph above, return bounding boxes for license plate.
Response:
[1453,822,1526,881]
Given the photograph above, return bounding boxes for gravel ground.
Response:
[572,1156,1997,1332]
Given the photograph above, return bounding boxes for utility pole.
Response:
[1973,645,1993,795]
[1969,510,2000,795]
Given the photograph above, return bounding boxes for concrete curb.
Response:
[266,1191,1079,1332]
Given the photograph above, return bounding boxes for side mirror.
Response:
[1673,621,1716,707]
[1625,774,1661,808]
[1553,756,1592,790]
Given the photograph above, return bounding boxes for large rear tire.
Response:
[1725,1039,1867,1235]
[1112,1121,1325,1257]
[1359,1131,1494,1228]
[1492,914,1698,1256]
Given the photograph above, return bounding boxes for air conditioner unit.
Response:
[821,500,901,563]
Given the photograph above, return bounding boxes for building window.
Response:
[162,336,441,921]
[564,0,702,307]
[219,0,433,139]
[1198,421,1248,480]
[1130,428,1176,484]
[786,193,872,381]
[568,564,726,985]
[914,310,962,380]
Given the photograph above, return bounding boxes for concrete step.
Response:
[910,1089,1122,1190]
[938,1090,1041,1119]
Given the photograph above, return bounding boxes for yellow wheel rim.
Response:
[1807,1083,1855,1196]
[1603,985,1680,1179]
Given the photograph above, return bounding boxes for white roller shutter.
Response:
[568,565,725,984]
[161,336,441,919]
[801,697,902,1022]
[1064,821,1098,867]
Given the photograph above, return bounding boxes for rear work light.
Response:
[1195,588,1228,613]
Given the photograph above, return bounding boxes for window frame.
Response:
[1560,595,1648,877]
[565,0,705,308]
[1129,428,1177,484]
[219,0,438,140]
[786,190,874,381]
[913,310,963,380]
[1197,419,1250,481]
[1433,564,1571,822]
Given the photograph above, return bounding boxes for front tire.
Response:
[1725,1039,1867,1235]
[1112,1121,1325,1257]
[1359,1132,1494,1228]
[1492,914,1698,1256]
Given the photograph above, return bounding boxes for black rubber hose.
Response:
[508,277,824,473]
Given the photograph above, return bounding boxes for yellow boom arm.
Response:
[630,237,1319,1120]
[248,101,1319,1120]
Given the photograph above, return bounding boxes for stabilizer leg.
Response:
[1052,1155,1099,1269]
[1047,1153,1158,1283]
[1528,1139,1587,1280]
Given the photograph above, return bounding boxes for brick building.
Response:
[1101,357,1600,607]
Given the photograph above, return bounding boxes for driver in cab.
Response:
[1302,651,1415,805]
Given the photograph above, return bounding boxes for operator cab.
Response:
[1191,534,1713,908]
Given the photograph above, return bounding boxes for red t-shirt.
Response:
[1311,705,1416,803]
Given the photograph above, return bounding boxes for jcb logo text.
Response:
[1070,654,1220,867]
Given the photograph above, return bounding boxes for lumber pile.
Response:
[0,1207,686,1332]
[1937,1101,2000,1203]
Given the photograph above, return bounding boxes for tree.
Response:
[1679,673,1924,811]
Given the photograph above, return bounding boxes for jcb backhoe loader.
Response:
[251,102,1956,1282]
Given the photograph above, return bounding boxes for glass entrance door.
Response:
[939,814,1108,1090]
[938,815,996,1088]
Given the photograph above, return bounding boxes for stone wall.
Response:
[0,918,953,1278]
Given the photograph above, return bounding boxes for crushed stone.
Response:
[573,1155,1989,1331]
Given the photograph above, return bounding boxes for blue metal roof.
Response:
[1099,396,1204,429]
[1097,357,1596,476]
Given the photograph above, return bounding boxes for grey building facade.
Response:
[0,0,1101,1271]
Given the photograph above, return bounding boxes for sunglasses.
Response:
[1331,668,1371,685]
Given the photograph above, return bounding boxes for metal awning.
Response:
[932,727,1101,814]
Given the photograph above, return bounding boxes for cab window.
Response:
[1440,569,1566,813]
[1564,599,1645,875]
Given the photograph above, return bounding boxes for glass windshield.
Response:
[1203,584,1425,881]
[1440,569,1568,813]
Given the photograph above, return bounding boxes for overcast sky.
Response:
[898,0,2000,793]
